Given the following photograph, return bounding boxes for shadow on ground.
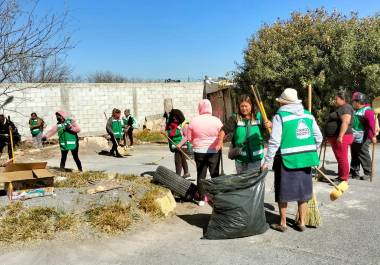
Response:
[178,207,293,235]
[177,213,210,235]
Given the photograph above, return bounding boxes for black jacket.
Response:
[0,119,20,144]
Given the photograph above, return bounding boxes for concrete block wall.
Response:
[2,82,204,138]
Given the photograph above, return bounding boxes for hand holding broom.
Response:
[161,132,197,167]
[250,85,272,134]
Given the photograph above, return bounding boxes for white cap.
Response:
[276,88,302,104]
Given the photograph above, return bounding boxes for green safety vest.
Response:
[123,115,138,129]
[352,106,372,143]
[166,121,192,152]
[112,119,124,140]
[57,118,77,151]
[278,110,319,169]
[233,112,264,163]
[30,119,41,136]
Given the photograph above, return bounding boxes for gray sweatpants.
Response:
[32,132,43,149]
[235,160,262,174]
[350,139,372,176]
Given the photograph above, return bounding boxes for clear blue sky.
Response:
[36,0,380,80]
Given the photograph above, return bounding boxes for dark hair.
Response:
[31,112,37,116]
[237,94,256,118]
[168,109,185,125]
[112,108,121,115]
[335,91,348,102]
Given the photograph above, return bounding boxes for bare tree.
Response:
[0,0,72,85]
[87,71,129,83]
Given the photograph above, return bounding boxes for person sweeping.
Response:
[29,112,45,149]
[350,92,377,180]
[262,88,322,232]
[43,111,82,171]
[165,109,191,179]
[106,108,124,157]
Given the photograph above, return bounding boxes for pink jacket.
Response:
[187,99,223,152]
[45,110,80,138]
[363,104,376,140]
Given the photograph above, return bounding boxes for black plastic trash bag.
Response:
[202,169,268,239]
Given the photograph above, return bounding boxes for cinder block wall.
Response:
[2,83,203,138]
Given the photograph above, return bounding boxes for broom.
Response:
[297,84,321,227]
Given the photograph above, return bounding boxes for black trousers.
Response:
[174,149,189,176]
[109,133,121,156]
[194,151,221,199]
[350,139,372,176]
[0,140,12,159]
[124,127,134,146]
[60,144,82,171]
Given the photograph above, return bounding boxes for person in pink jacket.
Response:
[43,110,82,171]
[187,99,223,205]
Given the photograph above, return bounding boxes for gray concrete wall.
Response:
[2,83,203,138]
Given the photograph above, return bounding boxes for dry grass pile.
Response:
[0,202,77,242]
[86,202,141,234]
[114,174,139,182]
[54,170,142,188]
[138,185,167,218]
[135,130,167,143]
[55,171,109,188]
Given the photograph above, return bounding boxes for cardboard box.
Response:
[0,162,54,200]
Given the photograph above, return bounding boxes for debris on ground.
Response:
[0,170,176,243]
[86,202,140,234]
[0,202,78,242]
[135,130,167,143]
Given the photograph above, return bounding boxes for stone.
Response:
[154,190,176,217]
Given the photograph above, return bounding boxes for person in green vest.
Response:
[262,88,322,232]
[106,108,124,157]
[350,92,377,180]
[216,95,271,173]
[43,110,82,171]
[29,112,45,149]
[123,109,138,147]
[166,109,191,178]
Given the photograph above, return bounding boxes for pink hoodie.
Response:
[45,110,80,138]
[187,99,223,153]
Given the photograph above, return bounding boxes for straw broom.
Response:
[296,84,321,227]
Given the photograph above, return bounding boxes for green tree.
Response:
[237,8,380,125]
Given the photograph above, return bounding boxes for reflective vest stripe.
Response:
[281,114,314,123]
[281,144,317,155]
[241,149,264,156]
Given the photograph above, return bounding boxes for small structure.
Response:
[203,76,240,123]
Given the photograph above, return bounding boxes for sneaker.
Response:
[349,173,360,179]
[182,173,191,179]
[197,200,205,206]
[331,177,344,185]
[360,175,370,181]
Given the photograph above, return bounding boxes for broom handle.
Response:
[322,139,327,168]
[307,84,312,112]
[162,132,196,167]
[250,85,272,134]
[9,127,15,163]
[371,142,375,182]
[315,167,340,189]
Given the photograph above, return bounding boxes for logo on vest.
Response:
[296,119,310,139]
